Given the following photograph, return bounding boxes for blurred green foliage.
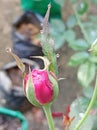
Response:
[66,1,97,129]
[50,1,97,129]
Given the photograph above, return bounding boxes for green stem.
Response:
[43,104,55,130]
[73,7,90,45]
[74,78,97,130]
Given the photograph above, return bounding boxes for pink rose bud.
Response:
[24,69,59,106]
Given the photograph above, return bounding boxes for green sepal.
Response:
[41,4,58,76]
[6,48,25,75]
[42,35,58,76]
[49,72,59,101]
[31,56,50,71]
[26,76,41,107]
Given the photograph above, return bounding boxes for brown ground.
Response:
[0,0,81,130]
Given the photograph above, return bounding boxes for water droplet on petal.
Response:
[79,113,84,118]
[40,30,43,34]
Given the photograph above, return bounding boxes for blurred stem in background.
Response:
[74,77,97,130]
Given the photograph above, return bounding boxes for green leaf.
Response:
[68,52,89,66]
[70,97,96,130]
[89,55,97,63]
[83,22,96,29]
[50,19,65,33]
[55,0,65,7]
[83,22,97,44]
[77,2,88,15]
[66,15,77,28]
[70,0,77,3]
[53,33,66,50]
[88,15,97,23]
[50,19,66,50]
[91,0,97,4]
[83,87,94,99]
[87,30,97,44]
[64,30,76,42]
[77,62,96,87]
[92,122,97,130]
[69,39,89,51]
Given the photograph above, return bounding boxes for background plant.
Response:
[50,0,97,130]
[65,1,97,130]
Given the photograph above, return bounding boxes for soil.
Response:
[0,0,81,130]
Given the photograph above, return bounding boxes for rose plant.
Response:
[6,4,59,130]
[6,2,97,130]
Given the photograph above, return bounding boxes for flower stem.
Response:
[73,7,90,45]
[74,77,97,130]
[43,104,55,130]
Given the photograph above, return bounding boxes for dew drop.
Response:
[40,30,43,34]
[56,53,60,58]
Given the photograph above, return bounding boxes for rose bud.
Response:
[23,69,59,107]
